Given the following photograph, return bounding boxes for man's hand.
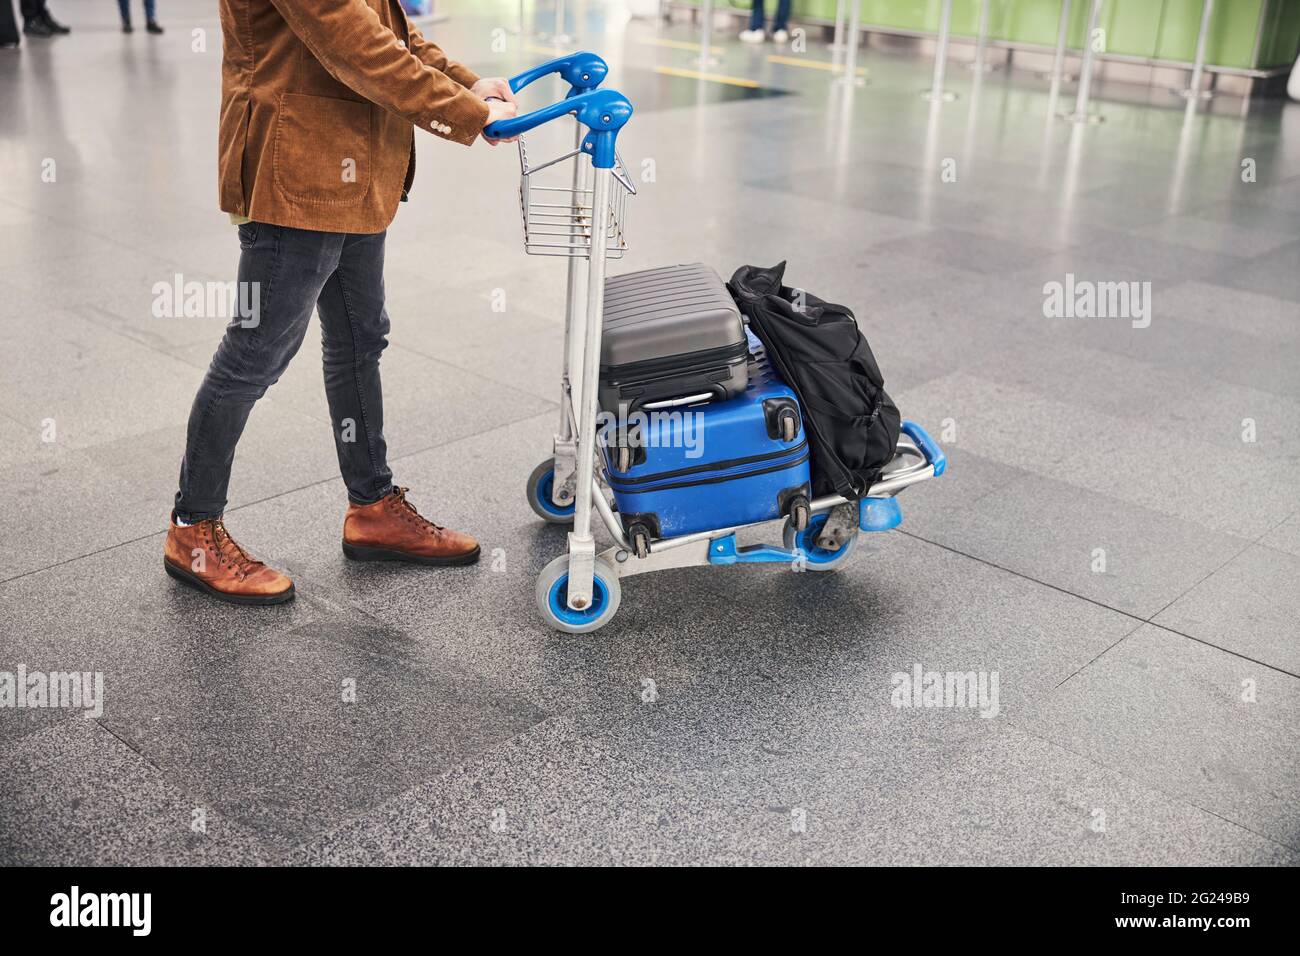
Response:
[480,99,520,145]
[470,77,518,105]
[472,77,521,145]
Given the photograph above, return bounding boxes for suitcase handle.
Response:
[485,87,632,169]
[507,51,608,95]
[641,392,716,410]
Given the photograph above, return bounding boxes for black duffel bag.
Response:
[728,262,900,500]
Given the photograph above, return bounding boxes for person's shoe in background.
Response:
[39,11,69,33]
[772,28,789,45]
[146,19,162,34]
[121,19,133,32]
[22,17,53,37]
[739,28,765,44]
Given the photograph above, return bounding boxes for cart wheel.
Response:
[783,512,859,572]
[614,445,633,473]
[780,410,798,443]
[535,555,622,634]
[526,459,576,524]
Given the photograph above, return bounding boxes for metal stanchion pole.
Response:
[836,0,866,86]
[695,0,719,67]
[540,0,571,44]
[968,0,996,73]
[1064,0,1104,123]
[1046,0,1072,104]
[829,0,848,53]
[509,0,527,35]
[1176,0,1215,100]
[922,0,958,102]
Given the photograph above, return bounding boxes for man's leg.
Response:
[774,0,792,32]
[175,222,343,521]
[315,230,394,506]
[319,231,479,566]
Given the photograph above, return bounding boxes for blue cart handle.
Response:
[507,51,608,95]
[485,87,632,169]
[900,420,947,477]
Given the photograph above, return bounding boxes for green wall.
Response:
[705,0,1300,70]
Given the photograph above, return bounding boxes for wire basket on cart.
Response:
[515,134,636,258]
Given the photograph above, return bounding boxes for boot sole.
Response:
[164,559,295,606]
[342,542,481,566]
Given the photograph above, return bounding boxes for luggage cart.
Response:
[492,54,947,634]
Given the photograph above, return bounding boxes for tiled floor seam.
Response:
[898,528,1300,679]
[1001,716,1300,857]
[1139,525,1280,631]
[1052,619,1150,690]
[0,408,558,587]
[280,703,609,860]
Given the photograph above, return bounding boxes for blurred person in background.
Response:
[19,0,69,36]
[1,0,20,48]
[118,0,162,34]
[739,0,790,44]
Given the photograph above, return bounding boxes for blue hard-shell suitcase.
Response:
[602,332,812,539]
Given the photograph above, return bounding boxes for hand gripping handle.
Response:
[485,87,632,169]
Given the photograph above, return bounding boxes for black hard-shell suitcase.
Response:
[598,263,748,413]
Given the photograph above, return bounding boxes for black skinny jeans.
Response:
[174,222,394,521]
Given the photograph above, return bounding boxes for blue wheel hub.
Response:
[796,514,849,564]
[536,469,575,517]
[547,573,610,625]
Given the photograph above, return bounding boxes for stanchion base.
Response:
[1060,110,1105,124]
[922,89,959,102]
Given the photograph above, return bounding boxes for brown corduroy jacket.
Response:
[218,0,491,234]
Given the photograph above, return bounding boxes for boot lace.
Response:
[390,487,444,533]
[207,520,263,577]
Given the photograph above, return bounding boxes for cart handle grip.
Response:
[485,88,633,169]
[900,420,946,478]
[507,51,608,95]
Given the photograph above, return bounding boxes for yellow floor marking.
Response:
[653,66,761,88]
[767,54,866,76]
[638,37,726,55]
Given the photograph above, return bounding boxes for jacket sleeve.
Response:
[268,0,489,146]
[406,21,481,90]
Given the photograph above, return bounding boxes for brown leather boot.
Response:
[343,487,480,566]
[163,514,295,606]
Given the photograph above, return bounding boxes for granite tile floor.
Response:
[0,1,1297,866]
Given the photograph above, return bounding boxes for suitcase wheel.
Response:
[627,523,652,560]
[789,496,810,532]
[779,410,798,443]
[614,445,634,474]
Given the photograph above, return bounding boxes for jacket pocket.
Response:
[273,92,371,205]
